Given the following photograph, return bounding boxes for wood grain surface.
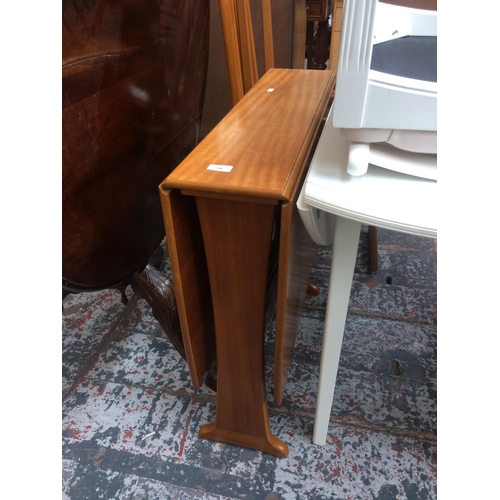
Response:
[164,69,335,202]
[62,0,209,290]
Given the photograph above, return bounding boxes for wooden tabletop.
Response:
[162,69,335,202]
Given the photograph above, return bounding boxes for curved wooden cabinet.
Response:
[62,0,210,291]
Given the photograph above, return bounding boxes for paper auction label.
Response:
[207,164,233,172]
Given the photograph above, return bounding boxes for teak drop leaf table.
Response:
[159,68,335,457]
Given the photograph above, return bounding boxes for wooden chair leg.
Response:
[368,225,378,272]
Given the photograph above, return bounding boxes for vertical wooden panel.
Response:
[200,0,293,139]
[262,0,275,71]
[219,0,245,105]
[159,188,216,389]
[236,0,259,92]
[195,196,288,458]
[293,0,307,68]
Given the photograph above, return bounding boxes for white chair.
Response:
[333,0,437,179]
[297,103,437,445]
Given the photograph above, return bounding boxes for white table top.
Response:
[302,106,437,238]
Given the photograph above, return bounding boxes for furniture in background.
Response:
[293,0,308,69]
[200,0,295,138]
[160,68,335,457]
[62,1,210,355]
[328,0,344,72]
[218,0,275,105]
[306,0,333,69]
[200,0,344,139]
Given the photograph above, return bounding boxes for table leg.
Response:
[313,217,361,445]
[313,20,330,70]
[195,196,289,458]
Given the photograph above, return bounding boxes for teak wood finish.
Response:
[218,0,275,106]
[293,0,308,69]
[160,68,335,457]
[160,191,216,389]
[164,70,334,201]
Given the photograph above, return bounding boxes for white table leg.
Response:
[313,217,362,445]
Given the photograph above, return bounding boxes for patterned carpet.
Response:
[62,226,437,499]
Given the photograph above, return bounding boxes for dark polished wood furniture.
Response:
[306,0,332,69]
[62,1,210,351]
[160,68,335,457]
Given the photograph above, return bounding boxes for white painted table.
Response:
[297,105,437,445]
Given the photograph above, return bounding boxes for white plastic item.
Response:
[301,107,437,237]
[346,141,437,179]
[332,0,437,131]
